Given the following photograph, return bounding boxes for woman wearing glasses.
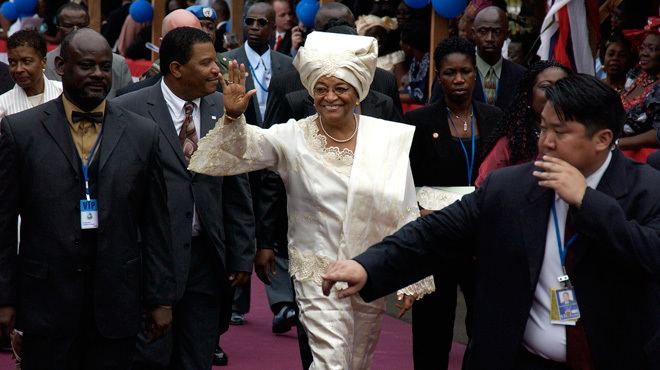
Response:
[190,31,434,369]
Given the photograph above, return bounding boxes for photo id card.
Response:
[80,199,98,229]
[550,287,580,325]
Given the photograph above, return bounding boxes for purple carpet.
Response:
[0,274,466,369]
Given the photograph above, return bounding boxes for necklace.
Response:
[318,114,359,143]
[446,107,473,132]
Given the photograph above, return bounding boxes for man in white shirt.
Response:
[321,74,660,370]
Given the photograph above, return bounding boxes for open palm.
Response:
[222,60,257,119]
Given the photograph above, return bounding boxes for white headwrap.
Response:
[293,31,378,102]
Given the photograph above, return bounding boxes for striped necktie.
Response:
[483,67,497,105]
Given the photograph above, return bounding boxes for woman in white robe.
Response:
[0,29,62,119]
[190,31,433,370]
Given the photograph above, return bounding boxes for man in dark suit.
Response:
[0,28,175,370]
[114,27,255,370]
[270,0,294,56]
[323,74,660,370]
[0,62,15,95]
[430,6,526,111]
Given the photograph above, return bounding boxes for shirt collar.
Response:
[62,95,106,126]
[476,53,503,79]
[160,79,201,116]
[244,42,271,71]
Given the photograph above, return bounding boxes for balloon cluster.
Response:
[403,0,469,18]
[1,0,38,22]
[130,0,154,24]
[295,0,318,29]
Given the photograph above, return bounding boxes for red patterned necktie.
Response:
[179,101,198,164]
[564,213,594,370]
[275,34,282,51]
[483,67,497,105]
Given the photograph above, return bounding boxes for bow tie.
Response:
[72,111,103,124]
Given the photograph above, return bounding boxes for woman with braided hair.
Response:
[476,60,571,186]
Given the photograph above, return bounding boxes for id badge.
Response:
[550,287,580,325]
[80,199,99,229]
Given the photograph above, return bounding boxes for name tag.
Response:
[80,199,99,229]
[550,287,581,326]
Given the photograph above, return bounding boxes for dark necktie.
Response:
[72,111,103,123]
[275,34,282,51]
[483,67,497,105]
[179,101,198,164]
[564,212,594,370]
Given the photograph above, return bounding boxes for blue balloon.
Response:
[130,0,153,23]
[295,0,319,29]
[1,2,18,22]
[13,0,36,15]
[403,0,430,10]
[431,0,468,18]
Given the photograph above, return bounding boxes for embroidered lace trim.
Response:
[397,275,436,300]
[289,248,348,290]
[302,116,354,174]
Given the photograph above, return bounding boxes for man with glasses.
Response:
[45,2,133,99]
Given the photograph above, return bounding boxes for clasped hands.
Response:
[222,60,257,120]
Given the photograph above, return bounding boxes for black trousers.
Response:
[22,266,136,370]
[412,257,475,370]
[514,348,571,370]
[133,234,226,370]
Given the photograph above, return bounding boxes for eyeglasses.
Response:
[313,85,352,97]
[57,23,89,31]
[245,17,269,27]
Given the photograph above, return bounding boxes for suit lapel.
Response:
[40,98,80,176]
[519,176,554,289]
[571,151,628,268]
[98,104,126,172]
[199,94,220,139]
[146,83,188,168]
[496,61,513,107]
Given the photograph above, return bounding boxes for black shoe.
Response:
[213,345,228,366]
[272,305,297,334]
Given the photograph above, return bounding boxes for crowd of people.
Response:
[0,1,658,370]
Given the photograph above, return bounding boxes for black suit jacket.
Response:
[0,97,175,338]
[115,74,160,97]
[112,82,255,296]
[430,58,526,111]
[270,30,292,56]
[355,151,660,369]
[406,100,503,186]
[0,61,14,95]
[264,67,403,127]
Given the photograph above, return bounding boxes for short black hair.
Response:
[214,0,230,20]
[8,30,47,58]
[160,27,213,77]
[56,2,88,24]
[400,20,429,53]
[433,36,476,68]
[545,73,624,141]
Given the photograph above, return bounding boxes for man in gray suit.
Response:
[45,2,133,99]
[220,1,296,327]
[114,27,255,370]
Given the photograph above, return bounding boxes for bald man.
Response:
[0,28,174,370]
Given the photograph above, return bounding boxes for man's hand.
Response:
[291,24,305,51]
[321,260,367,298]
[221,60,257,119]
[229,271,250,288]
[145,305,172,343]
[0,306,15,344]
[255,249,276,285]
[395,294,417,318]
[533,155,587,207]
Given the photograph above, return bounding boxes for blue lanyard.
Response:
[446,109,476,186]
[247,61,269,92]
[81,125,104,201]
[551,203,579,267]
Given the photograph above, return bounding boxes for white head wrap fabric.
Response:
[293,31,378,102]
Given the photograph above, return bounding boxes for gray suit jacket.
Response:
[112,81,255,300]
[45,46,133,99]
[221,46,295,126]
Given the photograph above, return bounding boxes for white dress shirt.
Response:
[161,80,202,235]
[244,42,272,122]
[523,151,613,361]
